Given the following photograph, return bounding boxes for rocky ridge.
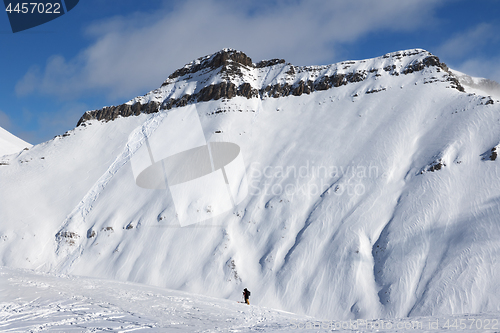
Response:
[77,48,463,126]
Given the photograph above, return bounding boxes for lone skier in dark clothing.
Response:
[243,288,250,305]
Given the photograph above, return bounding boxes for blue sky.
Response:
[1,0,499,144]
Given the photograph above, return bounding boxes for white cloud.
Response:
[455,57,500,84]
[19,102,89,144]
[436,23,500,89]
[438,23,499,59]
[16,0,445,101]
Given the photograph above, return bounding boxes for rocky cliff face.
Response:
[77,48,463,126]
[77,101,160,127]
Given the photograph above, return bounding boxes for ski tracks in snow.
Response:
[0,267,310,332]
[53,113,169,268]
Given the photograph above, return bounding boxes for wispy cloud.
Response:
[456,57,500,85]
[16,0,444,102]
[438,23,499,59]
[13,102,88,144]
[0,110,12,130]
[437,23,500,83]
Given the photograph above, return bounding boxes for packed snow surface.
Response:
[1,49,500,322]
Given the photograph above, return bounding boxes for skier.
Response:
[243,288,251,305]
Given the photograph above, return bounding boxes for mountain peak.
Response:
[77,48,463,126]
[165,49,253,83]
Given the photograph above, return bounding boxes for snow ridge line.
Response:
[79,49,452,126]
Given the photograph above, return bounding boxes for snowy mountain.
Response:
[1,48,500,322]
[0,126,31,157]
[77,48,465,124]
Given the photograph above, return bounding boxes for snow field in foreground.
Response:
[0,266,311,332]
[1,267,499,332]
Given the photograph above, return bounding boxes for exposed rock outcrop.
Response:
[420,158,447,174]
[165,49,253,82]
[77,101,160,126]
[77,48,464,126]
[482,146,499,161]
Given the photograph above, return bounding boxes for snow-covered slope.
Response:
[450,69,500,100]
[0,266,312,332]
[2,266,498,332]
[1,49,500,321]
[0,126,31,157]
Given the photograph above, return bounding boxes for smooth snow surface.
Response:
[1,49,500,322]
[0,126,31,157]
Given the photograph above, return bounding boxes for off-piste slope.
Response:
[0,266,313,332]
[2,266,500,332]
[1,49,500,321]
